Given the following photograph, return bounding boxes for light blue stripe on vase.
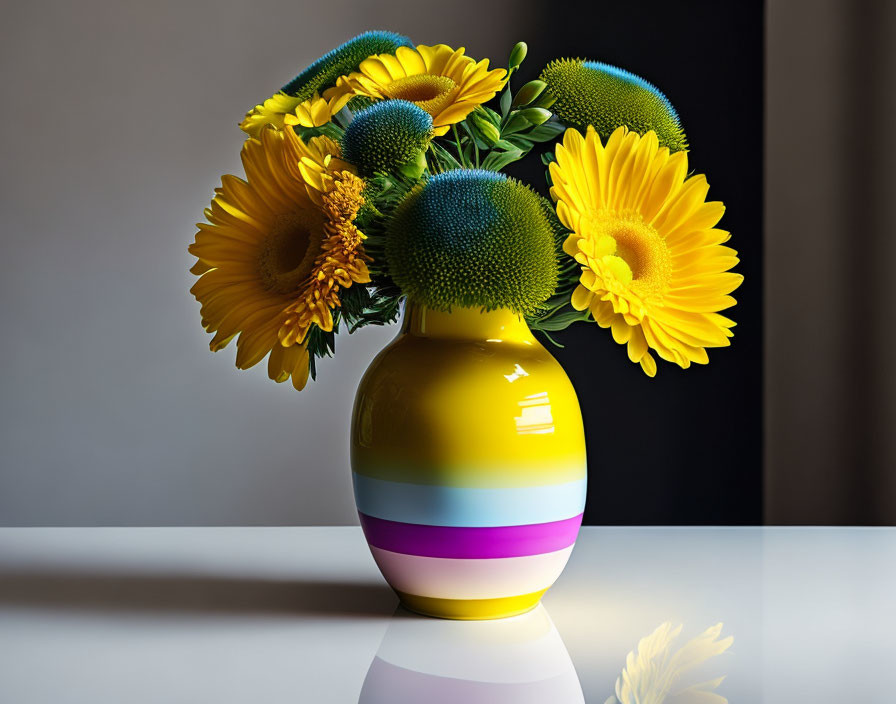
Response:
[352,473,587,527]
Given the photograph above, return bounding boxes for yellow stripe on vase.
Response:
[395,588,549,620]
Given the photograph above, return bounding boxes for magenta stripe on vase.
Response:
[358,513,583,559]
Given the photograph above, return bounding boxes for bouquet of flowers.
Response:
[189,31,742,389]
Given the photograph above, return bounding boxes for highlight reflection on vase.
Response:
[358,604,584,703]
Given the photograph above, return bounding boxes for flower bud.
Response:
[511,80,547,108]
[397,150,428,180]
[508,42,527,69]
[472,114,501,144]
[518,107,552,125]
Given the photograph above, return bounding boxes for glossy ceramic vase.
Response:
[351,303,586,620]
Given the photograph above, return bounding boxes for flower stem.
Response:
[451,124,466,167]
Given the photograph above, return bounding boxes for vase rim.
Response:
[401,302,535,343]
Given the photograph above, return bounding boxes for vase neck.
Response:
[401,303,536,343]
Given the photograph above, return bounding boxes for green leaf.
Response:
[511,79,547,108]
[502,112,530,134]
[471,114,501,145]
[429,141,462,170]
[500,88,512,118]
[481,147,524,171]
[461,119,491,151]
[476,106,502,126]
[295,121,344,142]
[493,138,518,151]
[518,107,552,125]
[531,309,590,331]
[530,92,557,109]
[462,140,474,165]
[505,135,535,151]
[526,120,566,142]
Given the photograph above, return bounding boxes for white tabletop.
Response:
[0,527,893,703]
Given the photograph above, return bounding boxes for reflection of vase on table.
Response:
[352,304,587,620]
[358,604,585,703]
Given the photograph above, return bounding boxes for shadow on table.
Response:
[0,569,396,618]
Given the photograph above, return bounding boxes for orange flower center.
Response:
[383,75,458,117]
[591,211,672,299]
[276,172,370,347]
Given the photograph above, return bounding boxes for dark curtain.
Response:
[765,0,896,524]
[510,1,765,524]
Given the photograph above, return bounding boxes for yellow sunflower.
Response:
[550,126,742,377]
[303,44,507,136]
[189,126,369,390]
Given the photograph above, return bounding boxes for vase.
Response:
[351,303,586,620]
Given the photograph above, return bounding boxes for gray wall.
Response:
[0,0,524,525]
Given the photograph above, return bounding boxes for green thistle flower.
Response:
[540,59,687,152]
[342,100,433,178]
[281,31,412,101]
[386,170,558,314]
[241,31,413,137]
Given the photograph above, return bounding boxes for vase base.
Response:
[395,588,548,620]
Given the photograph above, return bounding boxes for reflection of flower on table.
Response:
[605,623,733,704]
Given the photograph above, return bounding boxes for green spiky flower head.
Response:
[386,170,558,314]
[540,59,687,152]
[281,31,413,101]
[342,100,433,178]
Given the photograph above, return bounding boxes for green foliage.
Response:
[292,121,345,143]
[421,41,565,173]
[526,196,589,341]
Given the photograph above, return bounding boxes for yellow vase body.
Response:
[351,304,587,619]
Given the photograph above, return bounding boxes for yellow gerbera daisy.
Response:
[550,126,742,377]
[278,171,369,345]
[318,44,507,136]
[239,92,306,137]
[288,91,354,129]
[189,126,368,390]
[245,90,355,134]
